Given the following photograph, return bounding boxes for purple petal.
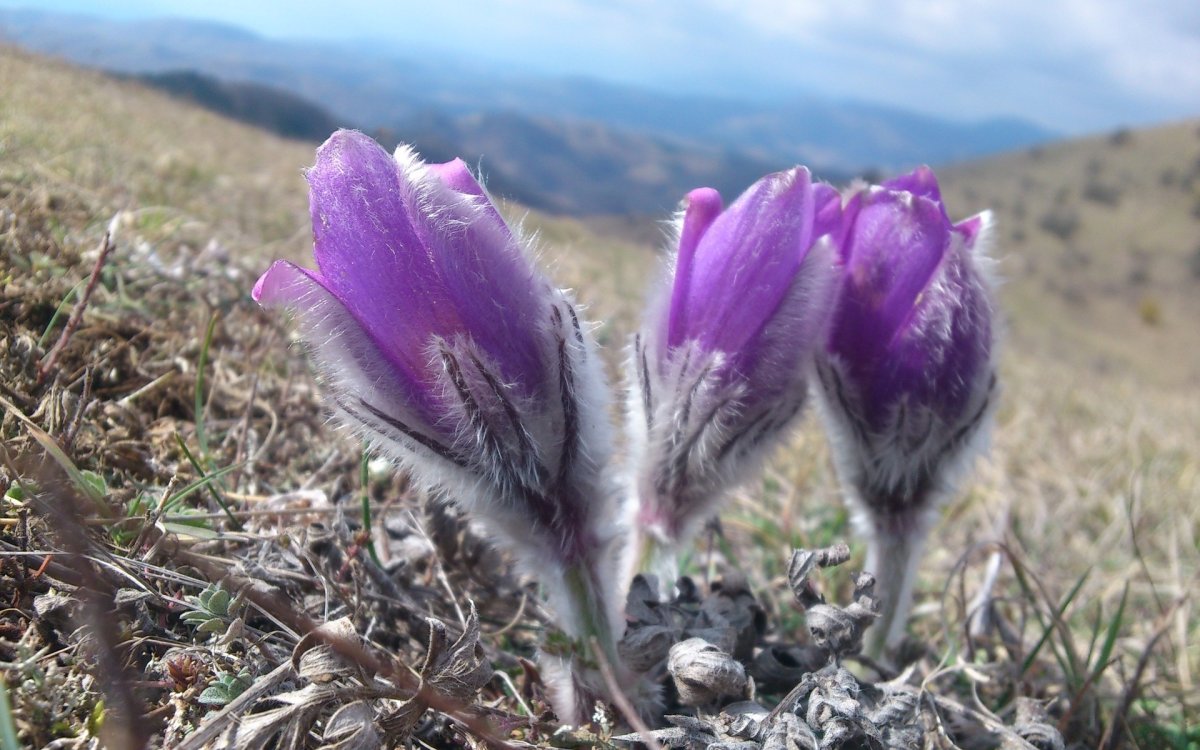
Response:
[813,183,845,248]
[667,188,723,348]
[828,186,952,394]
[875,240,993,424]
[954,211,989,250]
[427,157,485,197]
[670,168,817,368]
[253,259,443,428]
[305,130,547,395]
[884,165,950,224]
[883,165,940,203]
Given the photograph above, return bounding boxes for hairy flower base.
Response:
[632,343,803,535]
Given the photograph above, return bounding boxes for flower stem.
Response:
[634,532,680,596]
[544,557,631,724]
[562,560,620,665]
[864,520,928,659]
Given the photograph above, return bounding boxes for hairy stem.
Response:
[864,518,929,660]
[634,531,681,597]
[544,557,630,724]
[563,560,621,665]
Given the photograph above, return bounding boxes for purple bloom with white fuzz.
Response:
[629,168,841,568]
[814,166,998,654]
[254,131,622,721]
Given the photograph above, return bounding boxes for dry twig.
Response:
[38,219,117,383]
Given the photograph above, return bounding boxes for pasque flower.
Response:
[628,168,842,575]
[254,130,623,722]
[813,166,997,654]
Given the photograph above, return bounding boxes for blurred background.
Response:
[2,1,1197,217]
[6,0,1195,381]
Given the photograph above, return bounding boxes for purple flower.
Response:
[629,168,841,561]
[814,166,997,653]
[254,132,624,710]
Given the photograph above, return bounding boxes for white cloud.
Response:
[686,0,1200,127]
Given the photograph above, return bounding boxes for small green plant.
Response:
[181,583,244,637]
[85,700,105,740]
[109,459,240,547]
[3,481,33,505]
[174,434,241,530]
[1133,699,1200,750]
[109,492,152,547]
[197,669,253,707]
[76,470,106,501]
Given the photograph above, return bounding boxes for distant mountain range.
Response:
[0,8,1060,216]
[126,70,342,143]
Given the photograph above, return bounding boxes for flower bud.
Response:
[254,130,625,722]
[629,169,841,565]
[814,166,998,653]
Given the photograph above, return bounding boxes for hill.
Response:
[1,8,1057,173]
[385,109,787,215]
[59,62,795,217]
[939,121,1200,390]
[127,70,346,142]
[0,46,1195,748]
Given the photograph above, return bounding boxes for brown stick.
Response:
[4,452,155,749]
[589,636,662,750]
[38,224,117,384]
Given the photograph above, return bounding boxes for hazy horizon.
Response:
[2,0,1198,136]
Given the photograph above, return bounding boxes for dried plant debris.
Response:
[799,572,880,660]
[613,546,1070,750]
[668,638,748,707]
[1010,698,1065,750]
[178,608,493,749]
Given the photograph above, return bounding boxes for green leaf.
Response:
[161,461,242,514]
[86,699,105,737]
[197,685,232,706]
[78,470,107,499]
[1089,581,1129,683]
[174,433,242,530]
[37,280,83,348]
[1016,565,1090,679]
[3,484,28,504]
[207,589,231,615]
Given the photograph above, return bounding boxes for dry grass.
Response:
[939,120,1200,390]
[1,45,1197,748]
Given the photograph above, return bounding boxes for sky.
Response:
[4,0,1199,133]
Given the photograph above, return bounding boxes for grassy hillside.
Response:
[1,45,1196,747]
[940,122,1200,390]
